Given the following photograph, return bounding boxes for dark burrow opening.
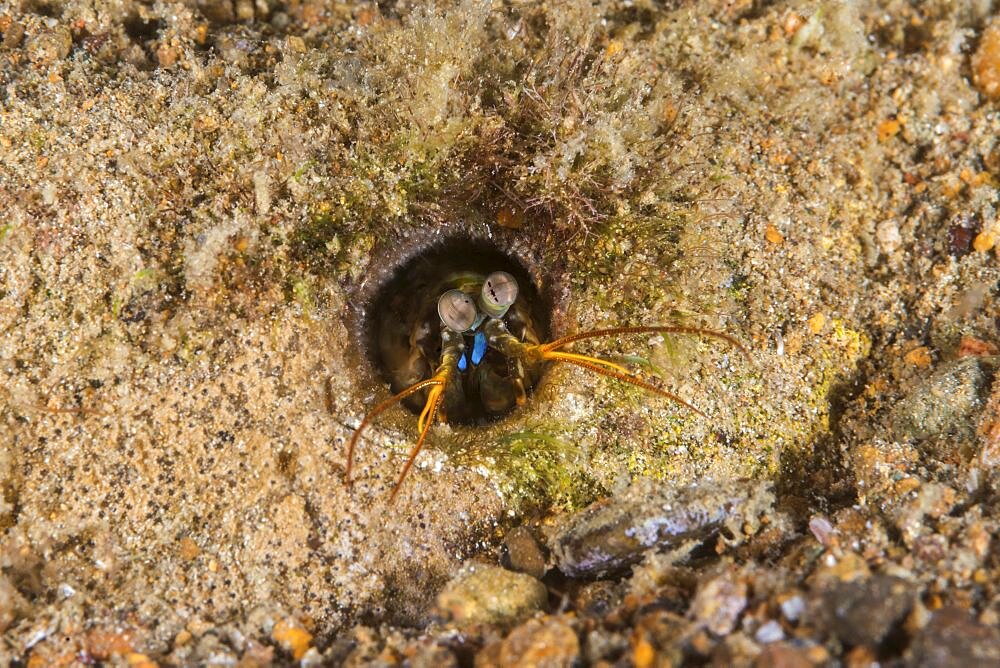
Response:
[364,235,551,425]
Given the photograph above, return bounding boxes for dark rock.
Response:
[571,580,624,618]
[907,606,1000,667]
[502,526,547,580]
[549,478,775,578]
[197,0,236,25]
[2,20,24,48]
[810,575,916,648]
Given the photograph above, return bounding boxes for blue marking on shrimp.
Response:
[471,331,487,366]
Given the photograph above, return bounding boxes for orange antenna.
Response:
[540,325,749,358]
[345,377,445,486]
[543,354,707,418]
[389,381,446,502]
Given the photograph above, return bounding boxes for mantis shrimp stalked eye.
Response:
[349,245,748,501]
[437,289,480,332]
[480,271,519,318]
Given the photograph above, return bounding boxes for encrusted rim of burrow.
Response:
[343,213,573,412]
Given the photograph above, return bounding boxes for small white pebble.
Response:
[781,595,805,622]
[808,515,836,546]
[25,627,49,649]
[300,647,324,667]
[253,170,271,215]
[755,620,785,644]
[876,220,902,254]
[42,183,57,205]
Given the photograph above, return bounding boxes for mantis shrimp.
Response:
[346,270,746,501]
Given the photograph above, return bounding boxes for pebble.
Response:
[85,629,135,660]
[26,24,72,65]
[125,653,157,668]
[487,616,579,668]
[194,634,237,666]
[271,618,312,661]
[214,31,255,66]
[584,628,628,664]
[754,642,817,668]
[765,224,785,244]
[907,606,1000,666]
[156,43,180,68]
[958,335,999,358]
[810,575,916,648]
[571,580,623,618]
[812,551,870,582]
[891,357,994,443]
[807,515,836,546]
[903,346,933,368]
[973,229,997,253]
[0,575,27,633]
[876,118,901,142]
[780,595,805,622]
[973,19,1000,100]
[437,561,548,628]
[807,313,826,335]
[496,205,525,229]
[178,537,200,560]
[549,478,775,578]
[632,610,685,667]
[876,220,902,254]
[502,526,547,580]
[892,483,957,547]
[199,1,236,24]
[2,19,24,48]
[404,641,458,668]
[299,647,323,667]
[689,570,747,636]
[235,0,256,22]
[711,632,761,665]
[754,620,785,644]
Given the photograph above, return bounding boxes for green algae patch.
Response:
[485,429,604,513]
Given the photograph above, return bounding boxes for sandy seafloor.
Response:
[2,0,1000,665]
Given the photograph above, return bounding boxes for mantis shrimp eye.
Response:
[480,271,518,318]
[437,289,479,332]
